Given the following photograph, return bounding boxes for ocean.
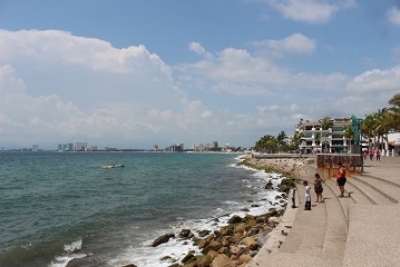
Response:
[0,152,286,267]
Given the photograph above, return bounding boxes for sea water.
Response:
[0,152,286,267]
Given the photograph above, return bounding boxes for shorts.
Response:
[337,177,347,187]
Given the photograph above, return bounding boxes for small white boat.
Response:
[101,164,125,169]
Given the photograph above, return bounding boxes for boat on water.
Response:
[101,164,125,169]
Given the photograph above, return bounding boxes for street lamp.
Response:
[358,118,363,173]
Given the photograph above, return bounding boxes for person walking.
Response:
[314,173,324,204]
[376,149,381,161]
[289,185,296,208]
[369,149,374,161]
[337,163,347,198]
[303,180,311,210]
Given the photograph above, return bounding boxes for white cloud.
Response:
[0,29,398,149]
[267,0,354,23]
[387,7,400,26]
[252,33,316,57]
[347,67,400,93]
[189,42,213,60]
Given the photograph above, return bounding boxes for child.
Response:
[289,185,296,208]
[303,180,311,210]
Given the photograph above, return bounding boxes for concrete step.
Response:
[319,179,347,261]
[255,251,342,267]
[324,177,374,226]
[343,205,400,267]
[352,175,400,203]
[346,178,394,205]
[270,177,346,264]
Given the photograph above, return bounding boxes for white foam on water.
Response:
[108,174,288,266]
[48,239,85,267]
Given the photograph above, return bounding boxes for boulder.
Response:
[241,237,258,250]
[206,250,219,262]
[268,216,281,224]
[228,215,243,224]
[181,252,196,265]
[197,229,211,237]
[151,233,175,247]
[179,229,193,239]
[239,254,253,265]
[264,179,273,189]
[211,254,236,267]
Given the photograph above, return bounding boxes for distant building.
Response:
[58,143,74,151]
[296,117,352,154]
[58,142,86,151]
[165,143,184,151]
[32,145,39,152]
[74,142,87,151]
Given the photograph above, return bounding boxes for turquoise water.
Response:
[0,152,285,267]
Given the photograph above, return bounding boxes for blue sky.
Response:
[0,0,400,150]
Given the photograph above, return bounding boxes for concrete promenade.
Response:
[246,156,400,267]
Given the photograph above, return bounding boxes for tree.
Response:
[373,108,391,151]
[319,117,333,130]
[360,114,376,150]
[343,125,355,153]
[276,131,287,151]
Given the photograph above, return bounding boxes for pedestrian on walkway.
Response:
[314,173,324,203]
[376,149,381,161]
[289,185,296,208]
[303,180,311,210]
[369,149,374,161]
[337,163,347,198]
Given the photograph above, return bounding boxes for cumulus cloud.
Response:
[347,67,400,93]
[387,6,400,26]
[0,29,398,149]
[0,29,170,75]
[267,0,354,23]
[189,42,213,60]
[252,33,316,57]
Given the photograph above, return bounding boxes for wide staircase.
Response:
[246,157,400,267]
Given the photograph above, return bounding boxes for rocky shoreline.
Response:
[115,157,304,267]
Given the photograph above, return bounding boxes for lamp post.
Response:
[358,118,363,173]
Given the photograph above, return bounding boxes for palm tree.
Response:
[277,131,287,151]
[255,134,277,153]
[343,125,355,153]
[388,94,400,131]
[360,114,376,150]
[319,117,333,130]
[291,131,303,150]
[373,108,391,151]
[389,93,400,107]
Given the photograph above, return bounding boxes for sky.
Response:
[0,0,400,150]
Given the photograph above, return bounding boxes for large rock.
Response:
[198,229,211,237]
[268,216,281,224]
[228,215,243,224]
[179,229,194,239]
[211,254,236,267]
[241,237,258,250]
[151,233,175,247]
[264,179,273,189]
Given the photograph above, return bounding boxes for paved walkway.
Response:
[246,156,400,267]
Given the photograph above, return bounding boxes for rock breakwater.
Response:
[243,156,306,178]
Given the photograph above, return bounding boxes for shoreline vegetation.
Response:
[114,156,304,267]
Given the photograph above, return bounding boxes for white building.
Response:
[296,118,352,154]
